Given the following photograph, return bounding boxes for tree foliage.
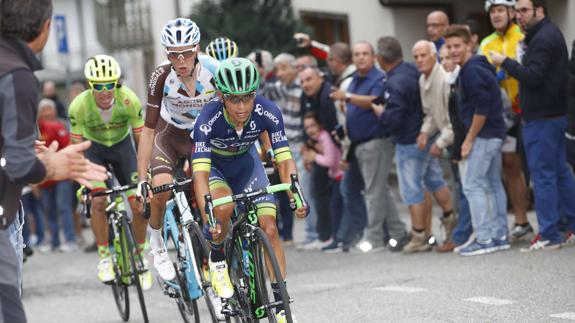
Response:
[190,0,309,57]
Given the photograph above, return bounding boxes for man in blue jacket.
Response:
[490,0,575,250]
[444,25,509,256]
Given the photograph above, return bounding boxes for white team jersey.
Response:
[147,54,219,130]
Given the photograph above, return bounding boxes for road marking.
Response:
[375,286,428,293]
[462,297,515,305]
[550,312,575,321]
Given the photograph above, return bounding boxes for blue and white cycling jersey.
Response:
[191,95,292,172]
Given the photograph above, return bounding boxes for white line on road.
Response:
[550,312,575,321]
[462,297,516,305]
[375,286,428,293]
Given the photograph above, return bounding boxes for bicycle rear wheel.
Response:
[252,228,292,323]
[112,222,130,321]
[122,218,150,323]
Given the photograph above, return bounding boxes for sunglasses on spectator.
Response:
[90,82,117,92]
[166,47,197,61]
[223,91,256,104]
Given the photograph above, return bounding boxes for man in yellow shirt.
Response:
[480,0,533,241]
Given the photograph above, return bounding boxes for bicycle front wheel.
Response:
[112,221,130,321]
[122,218,150,323]
[252,228,292,323]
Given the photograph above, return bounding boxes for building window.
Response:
[299,11,350,45]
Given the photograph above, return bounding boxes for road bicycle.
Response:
[204,174,305,323]
[81,182,149,323]
[149,176,231,322]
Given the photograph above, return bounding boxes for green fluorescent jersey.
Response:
[68,86,144,147]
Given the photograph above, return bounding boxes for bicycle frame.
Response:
[162,189,203,299]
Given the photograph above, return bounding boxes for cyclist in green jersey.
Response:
[68,55,152,289]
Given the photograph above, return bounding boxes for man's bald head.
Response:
[426,10,450,42]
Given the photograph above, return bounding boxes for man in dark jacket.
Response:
[0,1,106,321]
[490,0,575,250]
[445,25,508,257]
[372,36,452,253]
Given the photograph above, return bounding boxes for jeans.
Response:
[0,228,27,323]
[21,192,45,245]
[7,204,24,294]
[337,156,368,246]
[329,179,343,239]
[395,143,446,205]
[292,146,318,242]
[449,163,473,245]
[523,117,575,243]
[459,137,507,242]
[40,181,76,248]
[310,163,333,241]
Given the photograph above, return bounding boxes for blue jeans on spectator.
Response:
[329,179,343,239]
[523,117,575,243]
[449,162,473,245]
[21,191,45,245]
[459,137,507,243]
[8,203,24,294]
[337,156,368,246]
[395,143,446,206]
[292,146,318,242]
[40,181,76,248]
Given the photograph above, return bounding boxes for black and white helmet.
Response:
[160,18,201,48]
[485,0,516,12]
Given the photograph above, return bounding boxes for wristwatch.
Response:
[345,92,352,102]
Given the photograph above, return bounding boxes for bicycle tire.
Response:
[123,218,150,323]
[252,228,292,323]
[112,224,130,322]
[227,238,255,323]
[188,222,227,323]
[169,229,200,323]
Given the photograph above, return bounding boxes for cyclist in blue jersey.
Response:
[192,58,307,323]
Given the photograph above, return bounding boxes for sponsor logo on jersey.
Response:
[148,66,166,94]
[263,110,279,125]
[254,104,264,116]
[250,121,256,131]
[200,124,212,136]
[195,141,211,153]
[271,130,287,144]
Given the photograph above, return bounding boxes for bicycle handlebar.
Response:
[151,177,193,195]
[204,174,305,228]
[80,183,138,218]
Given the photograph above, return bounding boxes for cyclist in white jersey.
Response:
[136,18,219,281]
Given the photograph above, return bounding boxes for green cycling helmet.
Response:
[214,57,260,95]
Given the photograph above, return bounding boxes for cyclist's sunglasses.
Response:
[90,82,117,92]
[166,47,197,61]
[223,91,256,104]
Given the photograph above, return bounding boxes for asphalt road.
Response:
[21,209,575,323]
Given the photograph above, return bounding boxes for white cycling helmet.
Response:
[485,0,516,12]
[160,18,201,48]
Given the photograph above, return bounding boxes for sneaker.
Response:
[297,239,329,251]
[282,239,295,247]
[453,235,475,253]
[403,231,432,253]
[388,234,409,252]
[139,258,153,290]
[563,232,575,247]
[84,242,98,253]
[209,259,234,299]
[509,223,534,242]
[275,310,297,323]
[151,247,176,281]
[59,242,78,253]
[355,240,385,253]
[37,243,52,253]
[457,239,497,256]
[98,257,116,283]
[435,241,457,253]
[440,213,457,243]
[493,236,511,251]
[321,240,344,253]
[520,236,561,252]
